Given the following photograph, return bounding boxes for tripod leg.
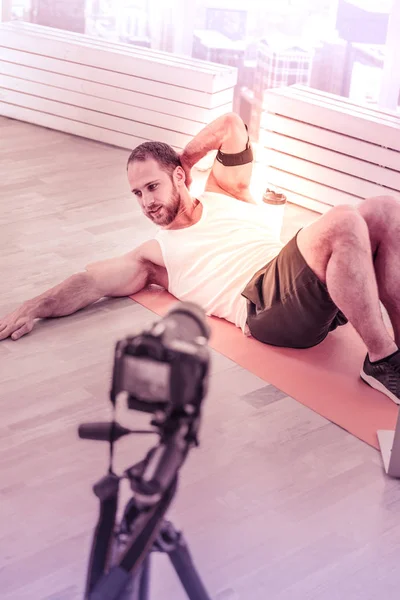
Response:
[120,556,150,600]
[107,541,149,600]
[169,545,211,600]
[137,555,151,600]
[160,524,211,600]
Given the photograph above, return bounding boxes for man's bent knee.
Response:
[297,204,367,282]
[358,195,400,251]
[326,204,367,247]
[359,195,400,224]
[307,204,365,248]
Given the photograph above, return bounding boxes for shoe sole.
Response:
[360,369,400,405]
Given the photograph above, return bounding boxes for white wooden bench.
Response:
[259,85,400,213]
[0,21,237,151]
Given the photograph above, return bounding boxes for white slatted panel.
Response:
[264,87,400,150]
[261,113,400,172]
[0,102,149,151]
[0,89,192,148]
[0,22,237,151]
[7,21,233,81]
[0,47,233,110]
[266,168,361,210]
[261,85,400,213]
[0,22,236,92]
[287,85,400,127]
[261,130,400,190]
[0,74,214,138]
[264,149,399,198]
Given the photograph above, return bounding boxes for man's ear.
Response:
[173,165,186,187]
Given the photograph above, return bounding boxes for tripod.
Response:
[132,520,211,600]
[80,300,213,600]
[85,456,212,600]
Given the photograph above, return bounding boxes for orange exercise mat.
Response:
[132,288,398,449]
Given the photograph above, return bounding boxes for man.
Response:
[1,113,400,403]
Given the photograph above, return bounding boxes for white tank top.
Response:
[155,191,283,332]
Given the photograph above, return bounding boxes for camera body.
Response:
[110,302,211,417]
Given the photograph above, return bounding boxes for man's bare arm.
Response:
[180,112,254,202]
[180,113,234,171]
[0,246,151,341]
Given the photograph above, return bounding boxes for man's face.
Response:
[127,158,181,227]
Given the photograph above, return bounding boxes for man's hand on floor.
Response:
[0,307,35,341]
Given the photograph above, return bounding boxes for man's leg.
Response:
[296,202,397,362]
[358,195,400,346]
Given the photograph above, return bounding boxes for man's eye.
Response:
[149,184,158,191]
[134,191,142,197]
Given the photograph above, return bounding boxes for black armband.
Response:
[216,125,253,167]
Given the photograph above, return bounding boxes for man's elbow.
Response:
[224,112,246,133]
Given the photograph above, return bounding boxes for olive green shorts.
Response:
[242,232,348,349]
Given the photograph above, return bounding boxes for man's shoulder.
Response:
[138,239,165,268]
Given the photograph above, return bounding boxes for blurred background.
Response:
[2,0,399,141]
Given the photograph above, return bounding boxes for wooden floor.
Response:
[1,116,400,600]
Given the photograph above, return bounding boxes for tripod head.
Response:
[79,302,211,599]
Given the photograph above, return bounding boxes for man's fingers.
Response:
[0,324,13,340]
[10,322,31,341]
[0,317,33,341]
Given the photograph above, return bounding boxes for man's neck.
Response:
[164,192,201,230]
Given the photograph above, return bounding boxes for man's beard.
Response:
[149,184,181,226]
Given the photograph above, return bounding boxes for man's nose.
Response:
[143,193,155,208]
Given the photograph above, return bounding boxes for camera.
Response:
[111,301,211,414]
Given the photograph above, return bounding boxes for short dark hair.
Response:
[127,141,181,175]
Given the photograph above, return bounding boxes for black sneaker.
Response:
[360,350,400,404]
